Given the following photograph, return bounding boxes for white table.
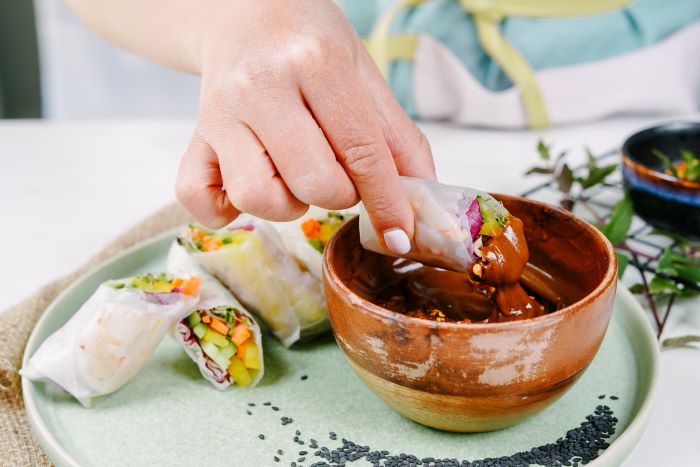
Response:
[1,117,698,466]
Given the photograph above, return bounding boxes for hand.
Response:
[174,0,435,254]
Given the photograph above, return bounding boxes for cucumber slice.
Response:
[202,328,230,348]
[192,323,208,339]
[187,312,202,327]
[220,340,237,361]
[201,341,230,370]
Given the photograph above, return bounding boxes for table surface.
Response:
[1,117,698,466]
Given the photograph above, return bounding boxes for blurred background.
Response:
[1,0,200,120]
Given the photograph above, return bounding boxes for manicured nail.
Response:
[383,228,411,255]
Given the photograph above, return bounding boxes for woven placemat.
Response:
[0,202,191,467]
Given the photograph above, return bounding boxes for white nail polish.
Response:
[383,228,411,255]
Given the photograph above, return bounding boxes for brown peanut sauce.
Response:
[362,217,570,323]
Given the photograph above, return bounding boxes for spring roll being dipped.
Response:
[167,242,264,389]
[360,176,544,322]
[21,273,200,407]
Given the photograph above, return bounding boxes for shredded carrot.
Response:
[231,324,251,346]
[201,314,212,324]
[301,219,321,238]
[190,228,205,240]
[171,278,184,289]
[209,317,230,336]
[202,237,222,252]
[181,277,201,296]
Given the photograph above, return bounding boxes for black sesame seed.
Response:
[264,402,272,406]
[258,434,265,440]
[272,406,280,411]
[301,375,308,380]
[274,456,280,462]
[598,394,605,399]
[248,402,255,406]
[610,395,619,400]
[246,410,252,415]
[299,451,308,455]
[296,430,301,436]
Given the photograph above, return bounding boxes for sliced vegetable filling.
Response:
[110,273,201,296]
[185,306,260,387]
[300,211,355,253]
[178,224,255,253]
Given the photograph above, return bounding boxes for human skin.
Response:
[66,0,436,254]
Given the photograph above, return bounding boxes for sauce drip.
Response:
[472,217,545,321]
[359,217,566,324]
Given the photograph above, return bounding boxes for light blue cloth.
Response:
[337,0,700,116]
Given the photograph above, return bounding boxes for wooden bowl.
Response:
[323,195,617,432]
[622,122,700,239]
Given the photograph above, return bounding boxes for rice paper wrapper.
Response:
[20,281,197,407]
[280,207,341,281]
[167,243,264,389]
[186,215,328,347]
[359,177,508,272]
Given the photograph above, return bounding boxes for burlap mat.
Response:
[0,202,191,467]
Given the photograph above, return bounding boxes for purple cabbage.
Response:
[143,292,180,305]
[227,223,254,231]
[466,199,483,239]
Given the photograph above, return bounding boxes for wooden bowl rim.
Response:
[324,194,617,332]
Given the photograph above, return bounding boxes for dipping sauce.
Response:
[351,218,574,324]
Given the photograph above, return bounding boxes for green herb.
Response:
[651,148,700,181]
[651,149,679,178]
[112,282,125,289]
[576,149,618,189]
[601,194,633,245]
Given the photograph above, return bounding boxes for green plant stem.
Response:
[633,253,663,336]
[660,294,676,335]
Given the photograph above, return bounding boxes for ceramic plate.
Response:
[22,229,659,467]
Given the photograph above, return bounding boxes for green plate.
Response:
[22,229,659,467]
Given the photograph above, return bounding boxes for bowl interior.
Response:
[623,122,700,176]
[331,195,613,322]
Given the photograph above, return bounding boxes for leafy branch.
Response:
[526,140,700,346]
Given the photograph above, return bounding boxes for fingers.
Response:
[207,121,308,222]
[355,41,436,180]
[299,52,414,254]
[247,95,359,210]
[175,132,240,229]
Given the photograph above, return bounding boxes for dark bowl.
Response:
[622,122,700,239]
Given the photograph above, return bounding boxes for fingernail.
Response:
[383,228,411,255]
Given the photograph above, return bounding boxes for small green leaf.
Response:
[662,335,700,348]
[657,247,700,283]
[616,251,629,278]
[601,194,633,244]
[555,163,574,193]
[537,139,550,161]
[680,149,696,164]
[628,283,644,294]
[525,166,554,175]
[648,276,698,297]
[651,148,678,177]
[649,276,682,295]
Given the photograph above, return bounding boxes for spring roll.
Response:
[167,243,264,389]
[281,210,356,281]
[359,176,510,272]
[177,215,327,347]
[21,274,200,407]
